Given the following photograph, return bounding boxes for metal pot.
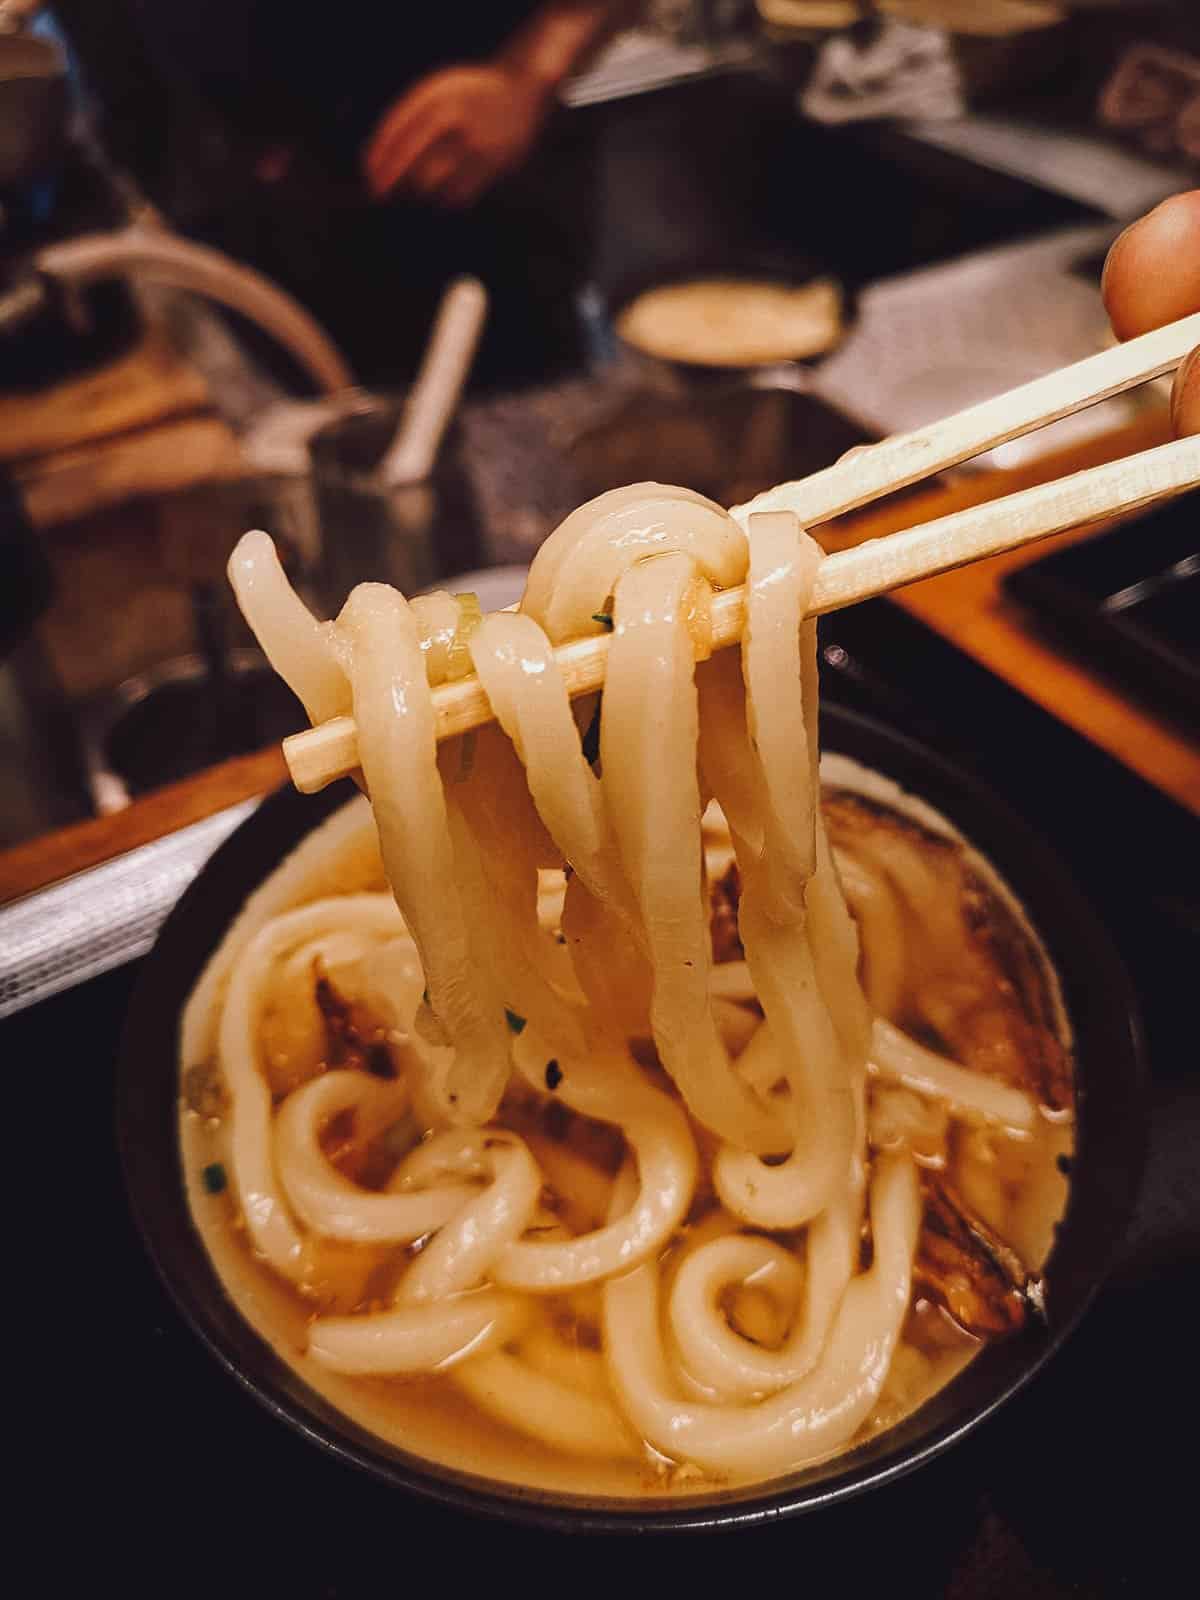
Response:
[566,377,869,511]
[605,248,857,392]
[307,393,485,610]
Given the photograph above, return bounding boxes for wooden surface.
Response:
[0,331,212,464]
[1,406,1196,907]
[0,745,287,906]
[15,414,245,529]
[2,329,244,529]
[829,409,1200,816]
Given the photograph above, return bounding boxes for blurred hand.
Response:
[1102,191,1200,435]
[363,65,552,209]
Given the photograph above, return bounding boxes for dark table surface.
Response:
[26,598,1195,1593]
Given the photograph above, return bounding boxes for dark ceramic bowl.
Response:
[118,704,1146,1533]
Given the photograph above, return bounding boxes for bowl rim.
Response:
[117,702,1147,1534]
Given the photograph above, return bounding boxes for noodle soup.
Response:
[181,483,1074,1501]
[180,767,1072,1499]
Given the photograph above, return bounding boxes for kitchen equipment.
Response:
[0,28,146,391]
[307,394,440,602]
[567,379,868,508]
[75,475,319,811]
[614,273,845,375]
[116,697,1145,1530]
[308,277,487,593]
[73,274,485,811]
[239,276,489,609]
[307,279,488,606]
[608,255,854,390]
[378,277,488,489]
[83,649,304,811]
[24,224,353,396]
[0,463,51,657]
[280,310,1200,793]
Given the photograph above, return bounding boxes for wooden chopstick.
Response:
[280,314,1200,794]
[732,310,1200,528]
[284,431,1200,794]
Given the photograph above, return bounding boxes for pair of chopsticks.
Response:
[284,312,1200,795]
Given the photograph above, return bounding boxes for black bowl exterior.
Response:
[117,707,1146,1534]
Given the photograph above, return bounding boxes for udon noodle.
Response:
[180,483,1073,1496]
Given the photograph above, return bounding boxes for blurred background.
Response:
[1,0,1198,840]
[3,8,1198,1592]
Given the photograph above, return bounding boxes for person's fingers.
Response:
[364,87,457,195]
[366,113,445,195]
[407,138,466,201]
[1102,191,1200,339]
[369,108,458,198]
[1171,347,1200,436]
[363,75,446,167]
[364,104,421,190]
[436,155,492,210]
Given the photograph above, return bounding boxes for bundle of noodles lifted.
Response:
[180,484,1074,1496]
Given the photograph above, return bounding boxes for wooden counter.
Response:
[1,407,1196,906]
[827,407,1200,817]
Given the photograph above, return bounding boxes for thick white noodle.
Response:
[521,483,745,645]
[181,795,381,1074]
[274,1071,473,1243]
[338,584,512,1123]
[453,1350,633,1459]
[227,530,348,722]
[713,928,857,1228]
[219,491,944,1476]
[833,844,908,1021]
[218,894,406,1280]
[605,1153,921,1477]
[697,522,863,1225]
[667,1187,859,1402]
[391,1129,543,1302]
[309,1129,540,1375]
[447,739,587,1060]
[742,510,821,917]
[808,816,874,1064]
[870,1017,1037,1131]
[488,1032,698,1291]
[469,611,623,908]
[600,551,782,1153]
[308,1290,528,1376]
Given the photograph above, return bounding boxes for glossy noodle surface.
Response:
[181,489,1074,1497]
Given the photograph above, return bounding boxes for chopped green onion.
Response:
[202,1162,227,1195]
[505,1008,527,1034]
[444,593,483,682]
